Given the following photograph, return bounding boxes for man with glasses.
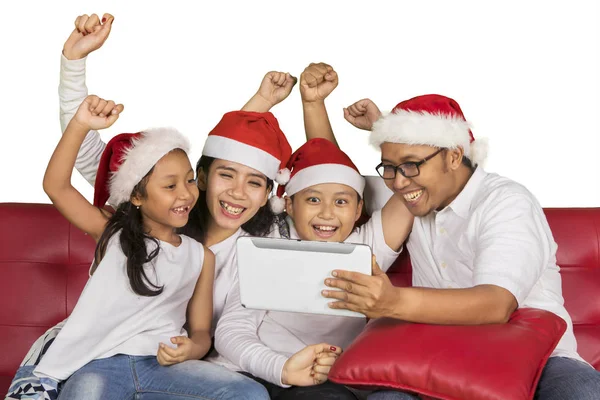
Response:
[322,94,600,399]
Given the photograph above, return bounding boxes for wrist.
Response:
[281,359,291,385]
[62,48,86,61]
[301,99,325,109]
[389,287,409,320]
[254,93,275,112]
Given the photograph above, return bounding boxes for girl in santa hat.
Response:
[24,94,269,400]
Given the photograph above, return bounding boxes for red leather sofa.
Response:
[1,203,599,395]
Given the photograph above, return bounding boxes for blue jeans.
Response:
[367,357,600,400]
[56,355,269,400]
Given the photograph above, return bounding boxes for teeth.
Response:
[314,225,337,231]
[173,206,188,213]
[403,190,423,202]
[220,201,244,215]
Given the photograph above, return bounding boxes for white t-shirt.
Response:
[405,167,583,362]
[214,210,401,386]
[34,233,204,381]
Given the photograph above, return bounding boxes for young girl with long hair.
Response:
[27,95,268,400]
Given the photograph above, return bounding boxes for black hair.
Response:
[462,155,476,171]
[92,170,163,297]
[179,156,276,242]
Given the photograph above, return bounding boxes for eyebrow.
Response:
[159,168,194,180]
[382,154,422,164]
[304,189,353,196]
[216,165,267,182]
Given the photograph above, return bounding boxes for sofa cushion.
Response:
[329,308,567,400]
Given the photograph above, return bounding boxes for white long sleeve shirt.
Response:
[214,210,401,386]
[34,234,204,381]
[58,55,240,336]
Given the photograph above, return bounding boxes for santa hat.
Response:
[370,94,488,166]
[269,138,365,214]
[202,111,292,185]
[93,127,190,208]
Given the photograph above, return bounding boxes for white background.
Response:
[1,0,598,207]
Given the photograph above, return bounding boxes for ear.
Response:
[130,194,143,207]
[196,168,208,191]
[284,196,294,218]
[355,198,364,222]
[448,147,464,171]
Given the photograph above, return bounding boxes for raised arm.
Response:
[60,13,114,185]
[157,247,216,365]
[241,71,297,112]
[299,62,338,144]
[43,95,123,241]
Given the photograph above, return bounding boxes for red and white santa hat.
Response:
[370,94,488,166]
[270,138,365,214]
[93,127,190,208]
[202,111,292,185]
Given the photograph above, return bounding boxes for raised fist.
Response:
[300,62,338,103]
[256,71,297,108]
[343,98,382,131]
[63,13,114,60]
[74,95,124,131]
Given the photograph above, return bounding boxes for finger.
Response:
[77,15,89,34]
[343,108,354,123]
[159,343,183,358]
[84,14,100,34]
[349,103,366,116]
[100,100,115,118]
[325,70,338,82]
[315,356,337,367]
[301,71,321,88]
[275,72,286,86]
[324,277,370,296]
[330,269,372,286]
[93,99,108,115]
[321,288,365,306]
[74,16,82,30]
[328,300,361,313]
[372,255,385,276]
[99,13,114,38]
[312,62,333,75]
[313,364,333,375]
[86,95,100,112]
[157,348,175,366]
[313,372,329,384]
[312,343,343,356]
[170,336,188,346]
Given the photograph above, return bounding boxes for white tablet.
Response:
[236,237,372,318]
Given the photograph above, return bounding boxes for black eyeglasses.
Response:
[375,148,444,179]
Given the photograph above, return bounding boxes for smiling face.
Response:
[285,183,363,242]
[198,158,271,235]
[379,142,469,217]
[131,149,199,239]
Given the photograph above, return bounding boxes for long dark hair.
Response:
[92,169,163,297]
[179,156,276,242]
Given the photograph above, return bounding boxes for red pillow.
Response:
[329,308,566,400]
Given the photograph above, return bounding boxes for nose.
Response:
[178,183,194,200]
[318,202,335,220]
[228,177,246,199]
[392,172,412,192]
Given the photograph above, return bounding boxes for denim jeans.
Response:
[366,356,600,400]
[55,354,269,400]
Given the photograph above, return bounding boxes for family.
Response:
[6,12,600,400]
